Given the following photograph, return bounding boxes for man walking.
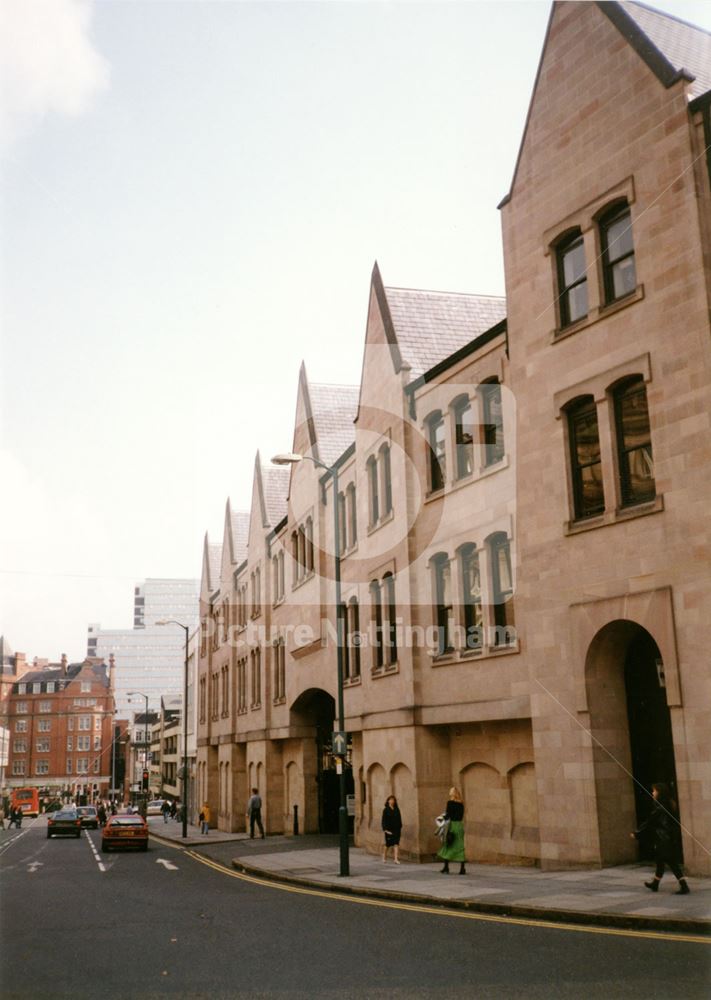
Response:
[246,788,265,839]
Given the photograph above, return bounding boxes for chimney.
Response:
[61,653,68,675]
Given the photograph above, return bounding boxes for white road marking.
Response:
[27,861,44,873]
[156,858,178,870]
[84,830,107,872]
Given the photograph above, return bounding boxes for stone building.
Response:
[195,1,711,874]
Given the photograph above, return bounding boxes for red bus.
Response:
[11,788,40,817]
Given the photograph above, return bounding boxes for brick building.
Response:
[6,656,116,802]
[195,1,711,874]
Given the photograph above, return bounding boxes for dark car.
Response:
[101,814,149,852]
[76,806,99,829]
[47,809,82,839]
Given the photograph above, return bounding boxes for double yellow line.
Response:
[182,849,710,946]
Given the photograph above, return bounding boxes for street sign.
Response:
[346,794,355,817]
[332,731,348,757]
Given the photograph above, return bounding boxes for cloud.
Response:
[0,0,109,150]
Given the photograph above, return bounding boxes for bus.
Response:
[10,787,40,817]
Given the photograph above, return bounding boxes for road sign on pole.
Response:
[332,731,348,757]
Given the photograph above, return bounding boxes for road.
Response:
[1,818,709,999]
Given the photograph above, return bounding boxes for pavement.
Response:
[148,817,711,935]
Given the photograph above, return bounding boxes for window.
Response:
[13,740,26,753]
[77,735,90,751]
[94,735,101,750]
[18,683,26,694]
[238,658,247,713]
[346,483,357,548]
[46,681,55,693]
[68,716,75,730]
[15,720,27,733]
[366,456,379,526]
[33,682,41,694]
[380,444,393,516]
[370,580,383,670]
[338,492,347,552]
[39,700,51,713]
[489,534,515,643]
[81,681,91,693]
[345,598,361,680]
[481,381,505,466]
[76,758,89,774]
[426,411,446,491]
[95,717,101,731]
[305,519,314,573]
[614,378,655,507]
[568,397,605,519]
[12,761,26,776]
[432,555,453,656]
[383,573,397,666]
[35,760,49,775]
[67,736,73,750]
[453,397,474,479]
[36,738,50,752]
[38,719,51,732]
[273,640,286,702]
[93,758,100,773]
[600,203,636,303]
[66,758,73,774]
[556,230,588,327]
[16,702,27,715]
[273,550,285,604]
[199,677,206,723]
[460,545,483,651]
[250,649,261,708]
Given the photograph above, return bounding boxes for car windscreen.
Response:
[54,811,78,819]
[109,818,145,827]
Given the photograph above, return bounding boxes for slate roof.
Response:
[229,509,250,565]
[383,286,506,378]
[262,465,290,526]
[623,2,711,99]
[309,382,359,466]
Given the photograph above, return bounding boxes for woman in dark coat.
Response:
[632,782,689,894]
[381,795,403,864]
[438,786,466,875]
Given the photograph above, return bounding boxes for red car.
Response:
[101,814,149,852]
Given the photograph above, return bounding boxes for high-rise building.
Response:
[88,578,199,718]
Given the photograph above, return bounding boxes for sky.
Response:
[2,0,710,663]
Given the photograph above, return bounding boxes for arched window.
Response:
[567,395,604,519]
[459,544,482,651]
[297,525,306,578]
[600,202,636,304]
[556,229,588,327]
[337,492,347,552]
[452,396,474,479]
[426,410,446,491]
[432,554,453,656]
[291,531,299,585]
[346,483,357,548]
[348,597,361,679]
[305,517,314,573]
[613,377,655,507]
[370,580,383,669]
[366,455,379,526]
[488,533,515,644]
[383,572,397,665]
[379,443,393,515]
[481,380,505,466]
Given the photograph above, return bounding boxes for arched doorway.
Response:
[586,620,679,865]
[290,688,353,834]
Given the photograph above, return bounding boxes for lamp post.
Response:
[272,451,350,877]
[127,691,149,811]
[155,619,190,839]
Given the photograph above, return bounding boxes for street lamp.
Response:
[155,619,190,839]
[127,691,149,811]
[272,451,350,877]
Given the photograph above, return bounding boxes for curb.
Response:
[231,858,711,937]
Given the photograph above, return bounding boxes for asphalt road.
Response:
[1,818,709,1000]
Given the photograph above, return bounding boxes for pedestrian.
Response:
[170,799,177,820]
[381,795,403,864]
[437,786,466,875]
[161,800,171,824]
[97,803,107,827]
[15,808,23,829]
[246,788,265,839]
[0,803,5,830]
[200,802,211,835]
[632,782,690,895]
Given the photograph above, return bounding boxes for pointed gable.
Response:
[262,465,290,526]
[200,532,222,600]
[221,499,249,580]
[307,382,359,467]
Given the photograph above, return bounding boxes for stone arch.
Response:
[460,761,509,861]
[507,762,539,845]
[367,763,387,828]
[390,762,414,817]
[285,760,299,832]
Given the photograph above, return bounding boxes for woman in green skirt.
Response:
[438,786,466,875]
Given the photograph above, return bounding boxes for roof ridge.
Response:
[384,284,505,300]
[627,0,711,39]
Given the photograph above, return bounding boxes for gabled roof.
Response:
[500,1,711,207]
[201,533,222,595]
[307,381,359,467]
[225,502,249,567]
[610,2,711,100]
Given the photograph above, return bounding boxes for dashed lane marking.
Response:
[84,830,106,872]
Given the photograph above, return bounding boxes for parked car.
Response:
[146,799,166,816]
[75,806,99,829]
[101,814,149,852]
[47,809,82,839]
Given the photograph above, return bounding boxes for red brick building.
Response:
[6,656,116,802]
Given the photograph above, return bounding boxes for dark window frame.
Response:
[567,396,605,520]
[426,411,446,492]
[600,202,636,305]
[432,554,453,656]
[556,229,588,328]
[614,377,656,508]
[452,395,474,480]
